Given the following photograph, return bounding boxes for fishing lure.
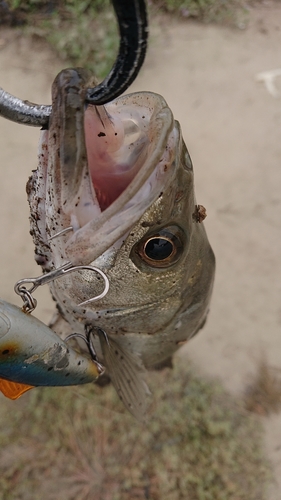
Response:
[0,298,104,399]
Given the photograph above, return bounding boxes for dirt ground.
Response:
[0,3,281,497]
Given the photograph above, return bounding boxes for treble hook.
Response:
[14,262,110,313]
[65,325,109,364]
[0,0,148,127]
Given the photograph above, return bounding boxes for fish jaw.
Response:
[0,299,103,386]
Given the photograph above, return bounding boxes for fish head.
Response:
[27,68,215,368]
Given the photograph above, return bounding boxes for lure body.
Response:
[0,299,103,388]
[27,68,215,418]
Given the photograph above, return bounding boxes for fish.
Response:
[27,68,215,419]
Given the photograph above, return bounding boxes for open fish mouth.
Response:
[85,102,151,212]
[38,68,178,269]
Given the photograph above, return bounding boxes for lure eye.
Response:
[134,226,185,268]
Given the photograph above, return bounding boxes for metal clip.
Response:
[14,262,109,313]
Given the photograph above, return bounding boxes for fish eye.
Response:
[134,226,185,268]
[144,237,174,261]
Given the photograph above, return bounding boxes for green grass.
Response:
[5,0,118,78]
[0,360,271,499]
[5,0,249,79]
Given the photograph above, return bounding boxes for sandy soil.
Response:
[1,4,281,497]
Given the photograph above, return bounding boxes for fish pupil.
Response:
[145,238,173,261]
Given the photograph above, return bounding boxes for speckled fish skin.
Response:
[27,68,215,417]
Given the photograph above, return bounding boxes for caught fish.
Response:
[27,68,215,419]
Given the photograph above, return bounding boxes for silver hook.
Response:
[64,331,105,374]
[14,261,110,312]
[64,326,109,374]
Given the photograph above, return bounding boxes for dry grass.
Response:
[151,0,249,28]
[0,360,271,500]
[244,359,281,416]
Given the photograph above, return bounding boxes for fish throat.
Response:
[85,103,149,211]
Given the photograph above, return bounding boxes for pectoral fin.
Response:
[99,333,151,421]
[0,378,34,400]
